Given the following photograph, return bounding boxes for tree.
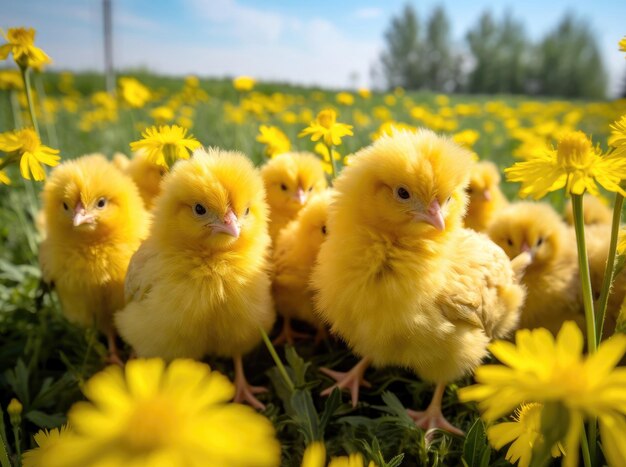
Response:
[423,6,458,92]
[379,4,425,90]
[535,14,607,99]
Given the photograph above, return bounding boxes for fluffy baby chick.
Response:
[564,194,612,226]
[487,202,584,335]
[116,148,274,409]
[272,189,334,345]
[39,155,150,363]
[312,129,527,434]
[115,151,167,210]
[463,161,508,232]
[261,152,327,242]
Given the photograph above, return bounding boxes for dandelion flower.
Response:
[505,131,626,199]
[609,115,626,155]
[301,442,326,467]
[0,27,51,69]
[256,125,291,157]
[459,322,626,467]
[452,129,480,148]
[41,359,280,467]
[119,77,150,108]
[150,105,175,124]
[0,69,23,90]
[620,36,626,55]
[357,88,371,99]
[22,425,71,467]
[0,128,60,181]
[487,403,563,467]
[336,92,354,106]
[130,125,201,168]
[328,453,375,467]
[299,109,353,147]
[233,76,256,92]
[0,169,10,185]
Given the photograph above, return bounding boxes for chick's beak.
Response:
[483,189,492,201]
[520,241,534,259]
[211,209,240,238]
[293,187,307,205]
[73,201,95,227]
[415,199,445,231]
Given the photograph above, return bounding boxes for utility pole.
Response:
[103,0,115,94]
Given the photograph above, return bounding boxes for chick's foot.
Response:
[233,355,268,410]
[272,317,312,345]
[320,356,372,407]
[106,330,124,367]
[407,382,464,439]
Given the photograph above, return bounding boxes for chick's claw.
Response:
[272,318,312,346]
[407,408,465,438]
[234,382,268,411]
[320,357,372,407]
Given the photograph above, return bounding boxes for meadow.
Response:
[1,63,626,467]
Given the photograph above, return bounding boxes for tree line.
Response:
[376,4,609,99]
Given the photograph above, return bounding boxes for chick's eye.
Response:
[245,207,250,216]
[96,197,107,209]
[537,237,544,246]
[62,202,69,211]
[194,203,207,216]
[466,188,473,194]
[321,225,327,235]
[507,238,513,246]
[280,183,288,191]
[308,187,313,192]
[396,186,410,200]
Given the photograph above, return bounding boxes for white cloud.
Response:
[354,7,383,19]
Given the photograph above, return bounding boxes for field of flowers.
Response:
[2,28,626,467]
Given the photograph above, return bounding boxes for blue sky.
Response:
[4,0,626,96]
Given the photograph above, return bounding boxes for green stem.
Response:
[581,424,592,467]
[571,194,597,354]
[327,143,338,184]
[259,326,295,392]
[33,72,59,148]
[19,66,40,137]
[9,90,23,129]
[595,193,624,342]
[11,425,20,466]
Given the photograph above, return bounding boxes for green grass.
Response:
[0,70,625,466]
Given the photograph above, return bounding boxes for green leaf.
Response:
[463,418,491,467]
[386,453,405,467]
[290,389,320,443]
[4,359,30,406]
[284,346,311,387]
[319,387,341,433]
[24,410,65,429]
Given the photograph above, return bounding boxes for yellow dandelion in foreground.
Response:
[22,425,71,467]
[233,75,256,92]
[299,109,353,147]
[329,453,375,467]
[459,322,626,467]
[0,128,60,181]
[39,359,280,467]
[620,36,626,54]
[0,27,51,69]
[119,76,150,108]
[487,403,563,467]
[609,115,626,155]
[130,125,201,168]
[256,125,291,157]
[301,442,326,467]
[505,131,626,199]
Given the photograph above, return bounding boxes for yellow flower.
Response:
[0,128,60,181]
[459,322,626,467]
[314,142,340,162]
[0,69,23,90]
[620,36,626,55]
[357,88,371,99]
[505,131,626,199]
[0,169,10,185]
[7,398,22,417]
[22,425,71,467]
[299,109,353,147]
[329,453,375,467]
[609,115,626,155]
[256,125,291,157]
[118,77,150,108]
[130,125,201,168]
[336,92,354,106]
[301,442,326,467]
[150,105,175,124]
[487,403,563,467]
[618,228,626,256]
[40,359,280,467]
[0,27,51,69]
[233,75,256,92]
[452,129,480,148]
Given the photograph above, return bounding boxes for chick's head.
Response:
[487,202,566,266]
[126,151,167,209]
[261,152,327,216]
[153,148,268,251]
[294,189,334,250]
[43,154,145,240]
[467,161,501,205]
[333,129,473,237]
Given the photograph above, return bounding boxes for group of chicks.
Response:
[37,128,620,435]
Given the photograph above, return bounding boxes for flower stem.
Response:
[327,143,337,184]
[571,194,597,354]
[9,90,23,129]
[19,66,40,137]
[581,424,592,467]
[595,193,624,342]
[11,425,20,466]
[259,326,295,392]
[34,71,59,148]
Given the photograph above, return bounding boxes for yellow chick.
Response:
[272,189,334,345]
[39,155,150,363]
[121,151,168,210]
[564,193,612,226]
[261,152,327,242]
[463,161,508,232]
[312,129,527,434]
[487,202,584,335]
[115,148,274,409]
[111,152,130,171]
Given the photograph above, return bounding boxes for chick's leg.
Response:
[272,317,312,345]
[106,329,124,367]
[320,356,372,407]
[233,355,268,410]
[407,382,464,437]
